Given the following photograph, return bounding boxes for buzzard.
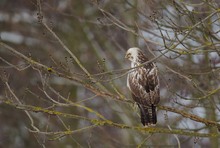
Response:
[125,47,160,126]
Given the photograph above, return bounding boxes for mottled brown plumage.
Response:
[125,47,160,126]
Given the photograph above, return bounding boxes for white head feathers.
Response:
[125,47,141,62]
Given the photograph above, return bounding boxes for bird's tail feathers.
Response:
[138,104,157,126]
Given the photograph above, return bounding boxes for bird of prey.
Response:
[125,47,160,126]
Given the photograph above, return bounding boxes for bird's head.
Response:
[125,47,142,62]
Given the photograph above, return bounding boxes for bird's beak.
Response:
[125,54,128,59]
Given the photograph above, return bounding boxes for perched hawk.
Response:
[125,47,160,126]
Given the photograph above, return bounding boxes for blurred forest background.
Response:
[0,0,220,147]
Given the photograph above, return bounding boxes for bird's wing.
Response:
[128,63,160,105]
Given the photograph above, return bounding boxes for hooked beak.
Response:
[125,54,129,59]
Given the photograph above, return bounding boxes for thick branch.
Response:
[3,101,219,138]
[159,105,220,130]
